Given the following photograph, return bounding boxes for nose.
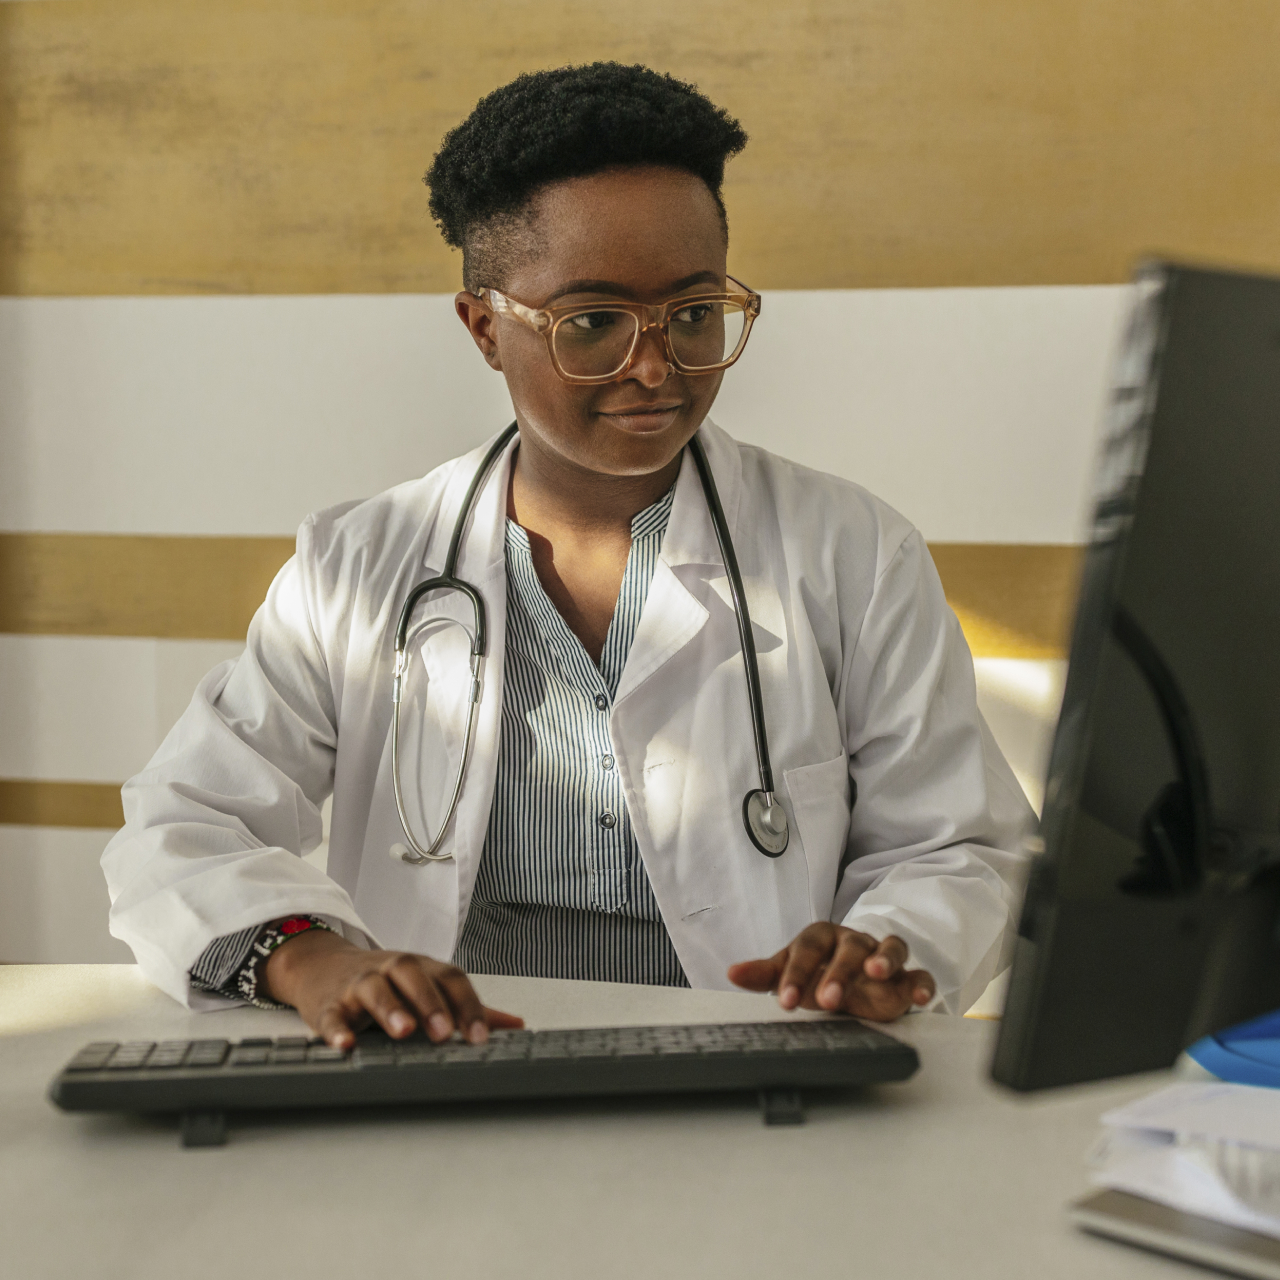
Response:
[627,322,673,388]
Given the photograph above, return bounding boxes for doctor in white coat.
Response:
[103,64,1032,1050]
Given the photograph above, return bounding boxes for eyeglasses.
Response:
[476,276,761,385]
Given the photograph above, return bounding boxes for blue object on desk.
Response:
[1186,1009,1280,1086]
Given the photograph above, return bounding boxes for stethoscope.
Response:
[390,422,790,865]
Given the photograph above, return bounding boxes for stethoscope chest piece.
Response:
[743,790,789,857]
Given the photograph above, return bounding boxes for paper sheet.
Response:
[1090,1083,1280,1238]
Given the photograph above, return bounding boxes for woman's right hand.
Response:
[262,927,524,1049]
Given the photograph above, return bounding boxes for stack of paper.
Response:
[1092,1082,1280,1238]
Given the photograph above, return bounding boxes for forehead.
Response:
[509,165,728,300]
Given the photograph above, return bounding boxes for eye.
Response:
[673,303,715,325]
[567,310,620,332]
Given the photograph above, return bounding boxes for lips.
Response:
[597,402,683,433]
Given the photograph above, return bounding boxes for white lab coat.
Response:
[103,421,1033,1014]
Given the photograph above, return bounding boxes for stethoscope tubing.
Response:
[391,423,787,863]
[389,425,516,863]
[686,434,775,798]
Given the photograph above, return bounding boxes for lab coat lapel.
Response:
[612,422,814,987]
[612,423,740,706]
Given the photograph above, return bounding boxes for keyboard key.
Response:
[479,1040,531,1062]
[306,1044,348,1063]
[106,1042,155,1069]
[186,1040,230,1068]
[529,1042,574,1060]
[147,1041,192,1069]
[66,1042,119,1071]
[229,1046,270,1067]
[353,1047,397,1069]
[268,1047,308,1065]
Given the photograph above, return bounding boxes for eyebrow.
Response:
[541,271,724,305]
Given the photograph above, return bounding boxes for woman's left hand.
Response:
[727,923,936,1021]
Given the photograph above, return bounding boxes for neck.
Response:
[508,431,683,536]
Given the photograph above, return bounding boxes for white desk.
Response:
[0,965,1184,1280]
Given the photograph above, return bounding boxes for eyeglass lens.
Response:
[553,302,748,378]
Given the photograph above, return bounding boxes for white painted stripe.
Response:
[3,631,1062,816]
[0,826,134,964]
[0,644,1055,964]
[717,286,1128,543]
[0,286,1127,541]
[0,821,328,966]
[0,636,243,782]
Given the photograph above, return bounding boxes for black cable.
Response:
[1110,604,1212,888]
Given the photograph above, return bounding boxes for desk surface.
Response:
[0,966,1183,1280]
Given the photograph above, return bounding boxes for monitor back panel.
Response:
[994,264,1280,1091]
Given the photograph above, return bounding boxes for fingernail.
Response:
[780,984,799,1009]
[428,1013,452,1041]
[867,958,886,978]
[820,982,842,1008]
[914,987,930,1004]
[469,1021,489,1045]
[389,1011,413,1036]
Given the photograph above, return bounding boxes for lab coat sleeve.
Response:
[833,530,1034,1014]
[101,516,377,1008]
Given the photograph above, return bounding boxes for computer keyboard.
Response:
[50,1019,918,1146]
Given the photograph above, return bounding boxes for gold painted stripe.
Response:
[2,2,1280,295]
[930,543,1083,661]
[0,779,123,830]
[0,533,295,640]
[0,532,1080,656]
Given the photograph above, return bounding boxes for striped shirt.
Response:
[190,484,688,999]
[455,486,689,986]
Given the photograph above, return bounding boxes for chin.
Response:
[590,432,691,477]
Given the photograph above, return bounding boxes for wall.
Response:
[3,1,1277,962]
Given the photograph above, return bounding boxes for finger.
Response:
[381,957,455,1042]
[431,964,491,1044]
[353,972,418,1039]
[862,935,909,982]
[315,1001,359,1050]
[844,971,915,1022]
[815,932,876,1011]
[482,1005,525,1030]
[907,968,937,1007]
[845,960,931,1021]
[777,927,835,1011]
[726,956,784,992]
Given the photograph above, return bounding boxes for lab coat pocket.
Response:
[783,753,853,922]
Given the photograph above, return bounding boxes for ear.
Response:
[455,292,503,371]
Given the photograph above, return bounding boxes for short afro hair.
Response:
[425,62,748,290]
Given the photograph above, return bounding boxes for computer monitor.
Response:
[992,262,1280,1091]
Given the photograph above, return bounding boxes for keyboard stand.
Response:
[173,1095,806,1146]
[759,1088,805,1125]
[180,1110,228,1149]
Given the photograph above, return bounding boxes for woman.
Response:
[103,63,1032,1049]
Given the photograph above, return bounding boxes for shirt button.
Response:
[601,754,615,770]
[593,695,608,711]
[599,812,617,829]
